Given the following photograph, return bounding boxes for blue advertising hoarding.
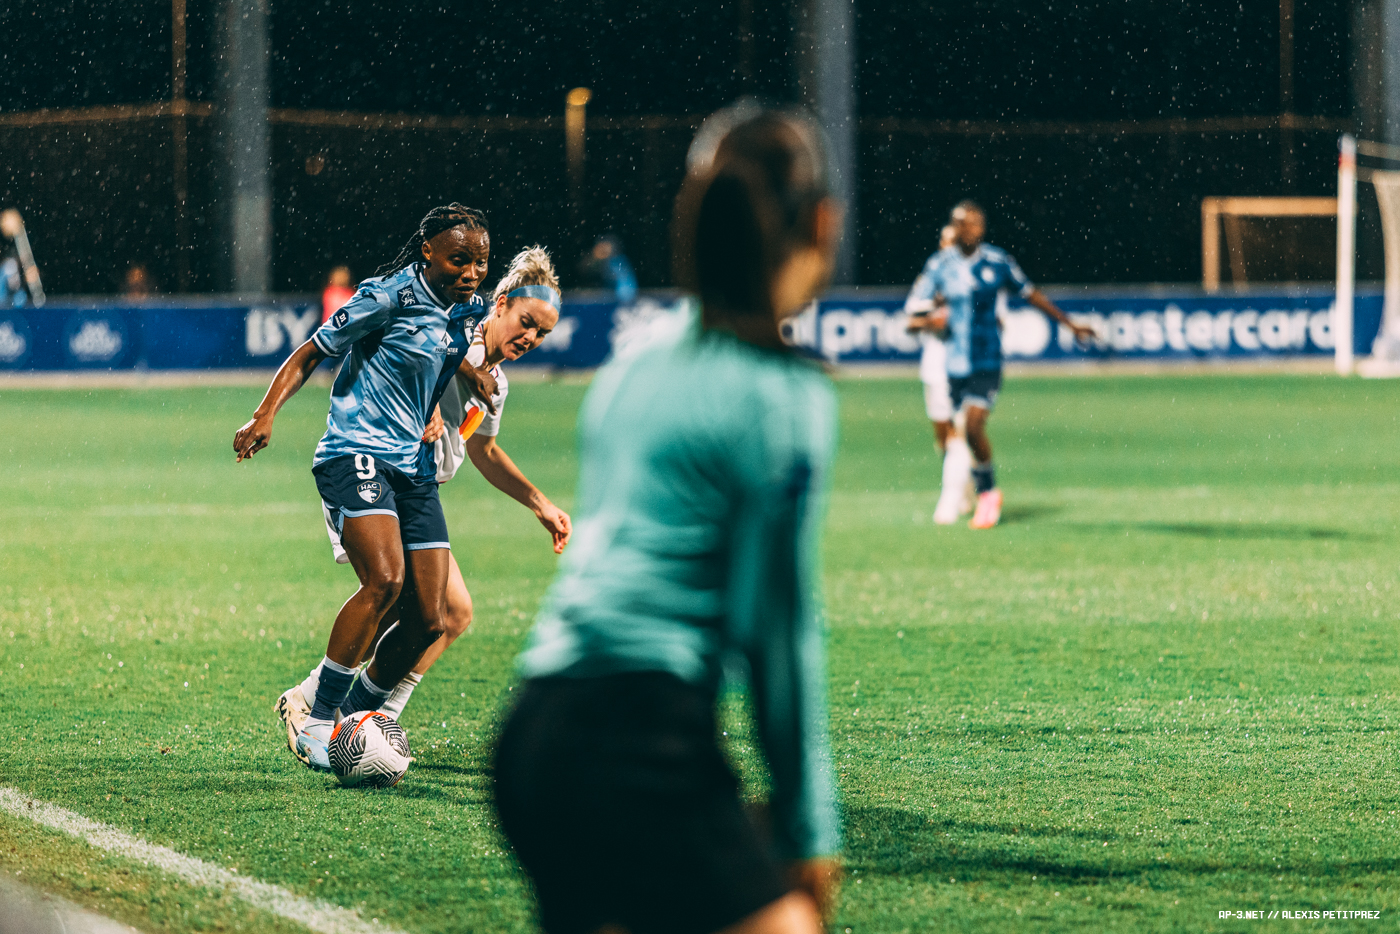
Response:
[0,288,1384,372]
[782,289,1383,364]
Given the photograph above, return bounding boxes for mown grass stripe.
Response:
[0,787,407,934]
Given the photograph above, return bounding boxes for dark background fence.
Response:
[0,0,1387,296]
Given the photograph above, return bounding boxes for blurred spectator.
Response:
[123,264,157,299]
[578,235,637,305]
[322,265,356,322]
[0,209,42,307]
[0,257,26,307]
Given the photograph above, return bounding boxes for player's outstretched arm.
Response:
[233,339,328,461]
[1026,289,1096,343]
[464,433,571,553]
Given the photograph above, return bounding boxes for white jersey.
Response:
[433,324,507,483]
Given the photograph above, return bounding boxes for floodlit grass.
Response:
[2,373,1399,933]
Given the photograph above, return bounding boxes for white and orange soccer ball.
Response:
[327,711,413,788]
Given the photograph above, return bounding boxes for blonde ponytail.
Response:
[493,246,560,303]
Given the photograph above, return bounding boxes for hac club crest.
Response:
[356,480,383,503]
[398,286,416,306]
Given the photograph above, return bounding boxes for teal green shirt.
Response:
[518,311,841,859]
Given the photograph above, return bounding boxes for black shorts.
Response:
[312,453,449,551]
[949,369,1002,412]
[493,672,791,934]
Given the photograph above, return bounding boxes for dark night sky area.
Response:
[1,0,1351,119]
[0,1,1365,291]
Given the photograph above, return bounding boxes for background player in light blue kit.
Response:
[906,201,1094,528]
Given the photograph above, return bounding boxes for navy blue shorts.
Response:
[312,454,449,553]
[949,369,1002,412]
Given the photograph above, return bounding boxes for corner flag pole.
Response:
[1335,133,1357,376]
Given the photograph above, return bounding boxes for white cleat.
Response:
[933,493,961,525]
[275,685,312,763]
[295,719,334,772]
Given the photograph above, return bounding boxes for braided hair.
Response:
[376,203,489,278]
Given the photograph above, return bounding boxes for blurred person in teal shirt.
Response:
[494,102,844,934]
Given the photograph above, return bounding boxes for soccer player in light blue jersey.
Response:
[494,104,842,934]
[277,247,573,736]
[233,204,499,770]
[906,201,1094,528]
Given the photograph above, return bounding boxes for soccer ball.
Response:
[328,711,413,788]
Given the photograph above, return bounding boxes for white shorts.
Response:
[919,337,952,422]
[923,379,953,423]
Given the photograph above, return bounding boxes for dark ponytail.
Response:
[672,102,830,322]
[377,203,489,278]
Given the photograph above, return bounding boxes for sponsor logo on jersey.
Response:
[331,308,349,328]
[356,480,383,503]
[980,266,996,283]
[398,286,416,307]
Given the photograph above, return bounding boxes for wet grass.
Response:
[2,373,1399,932]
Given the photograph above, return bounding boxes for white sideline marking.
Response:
[0,787,407,934]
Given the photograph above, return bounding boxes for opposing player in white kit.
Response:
[905,224,973,524]
[276,247,571,749]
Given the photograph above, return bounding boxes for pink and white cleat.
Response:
[968,489,1002,529]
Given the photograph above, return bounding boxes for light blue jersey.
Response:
[906,244,1033,377]
[310,264,488,481]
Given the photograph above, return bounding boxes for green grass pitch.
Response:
[2,372,1398,933]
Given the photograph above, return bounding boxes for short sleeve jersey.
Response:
[433,322,508,484]
[310,264,488,480]
[906,244,1033,377]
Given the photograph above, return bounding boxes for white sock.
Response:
[379,672,423,720]
[298,664,320,706]
[359,670,391,698]
[941,437,972,505]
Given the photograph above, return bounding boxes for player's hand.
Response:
[535,502,572,554]
[788,858,842,921]
[905,313,937,334]
[930,308,950,334]
[1070,322,1097,344]
[422,405,446,443]
[233,415,273,462]
[458,363,498,413]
